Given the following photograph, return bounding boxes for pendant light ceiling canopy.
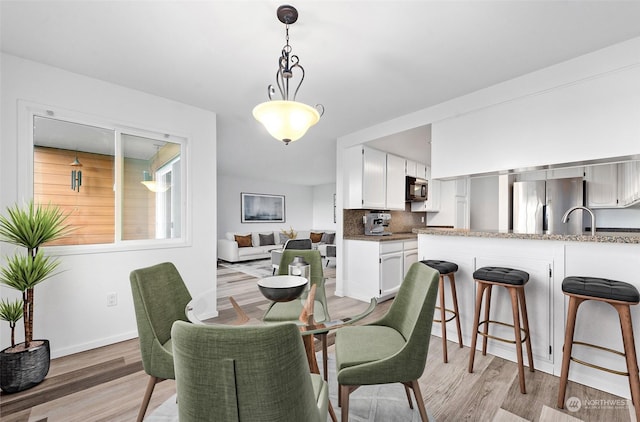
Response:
[252,4,324,145]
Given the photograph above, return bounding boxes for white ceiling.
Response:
[3,1,640,186]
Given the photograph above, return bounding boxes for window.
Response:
[31,112,186,247]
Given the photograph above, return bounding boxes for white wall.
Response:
[0,54,217,357]
[216,174,315,236]
[312,183,337,231]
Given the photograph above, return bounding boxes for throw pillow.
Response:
[234,234,252,248]
[310,232,324,243]
[279,233,291,244]
[320,232,335,244]
[259,232,275,246]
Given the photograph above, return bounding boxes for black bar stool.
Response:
[420,260,463,363]
[469,266,534,394]
[557,276,640,421]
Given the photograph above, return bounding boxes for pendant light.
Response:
[252,4,324,145]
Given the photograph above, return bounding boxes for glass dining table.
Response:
[185,277,377,422]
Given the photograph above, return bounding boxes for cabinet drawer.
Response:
[380,241,403,254]
[403,240,418,250]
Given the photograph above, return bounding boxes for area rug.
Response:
[218,258,274,278]
[147,353,433,421]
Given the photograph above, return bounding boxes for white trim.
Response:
[17,99,192,255]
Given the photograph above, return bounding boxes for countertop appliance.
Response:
[513,177,585,235]
[363,212,392,236]
[406,176,428,201]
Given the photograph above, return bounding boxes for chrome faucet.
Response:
[561,206,596,236]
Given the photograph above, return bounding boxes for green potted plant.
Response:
[0,201,69,393]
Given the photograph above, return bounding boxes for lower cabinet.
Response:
[344,239,418,302]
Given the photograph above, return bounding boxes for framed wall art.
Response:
[241,192,285,223]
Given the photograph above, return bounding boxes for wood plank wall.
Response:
[34,147,115,245]
[34,147,159,245]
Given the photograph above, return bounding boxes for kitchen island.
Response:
[413,227,640,399]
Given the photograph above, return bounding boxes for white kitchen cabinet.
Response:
[406,160,428,180]
[344,239,418,302]
[380,242,403,298]
[586,163,618,208]
[344,145,386,209]
[405,159,417,177]
[416,162,427,180]
[403,240,418,277]
[386,153,407,210]
[344,145,405,210]
[411,165,440,212]
[618,160,640,207]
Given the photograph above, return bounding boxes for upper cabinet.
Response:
[586,162,640,208]
[386,153,406,210]
[344,145,405,210]
[405,159,427,180]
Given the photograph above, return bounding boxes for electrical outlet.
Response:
[107,292,117,307]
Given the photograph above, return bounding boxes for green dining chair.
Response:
[335,262,440,422]
[263,249,331,378]
[129,262,192,422]
[171,320,329,422]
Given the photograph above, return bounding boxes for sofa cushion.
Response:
[279,233,293,244]
[259,232,275,246]
[310,232,324,243]
[320,232,335,244]
[234,234,253,248]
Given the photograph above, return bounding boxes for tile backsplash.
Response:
[343,204,426,236]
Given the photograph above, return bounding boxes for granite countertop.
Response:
[343,232,418,242]
[412,227,640,244]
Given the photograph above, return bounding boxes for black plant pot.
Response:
[0,339,50,393]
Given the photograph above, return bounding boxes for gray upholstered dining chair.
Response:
[129,262,192,422]
[171,320,329,422]
[335,262,440,422]
[263,249,331,379]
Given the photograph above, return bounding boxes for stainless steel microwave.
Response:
[406,177,428,201]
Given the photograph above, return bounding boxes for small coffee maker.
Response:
[363,212,392,236]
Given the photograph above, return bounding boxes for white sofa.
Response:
[217,230,335,263]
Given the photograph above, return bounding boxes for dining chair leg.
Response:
[403,383,414,409]
[137,375,160,422]
[340,385,358,422]
[410,380,430,422]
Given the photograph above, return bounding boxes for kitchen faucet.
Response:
[561,206,596,236]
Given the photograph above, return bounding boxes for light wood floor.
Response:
[0,261,635,421]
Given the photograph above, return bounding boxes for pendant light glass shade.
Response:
[141,170,170,193]
[253,100,320,144]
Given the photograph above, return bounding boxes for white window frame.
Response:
[18,100,191,255]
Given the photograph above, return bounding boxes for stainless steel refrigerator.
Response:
[513,178,584,235]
